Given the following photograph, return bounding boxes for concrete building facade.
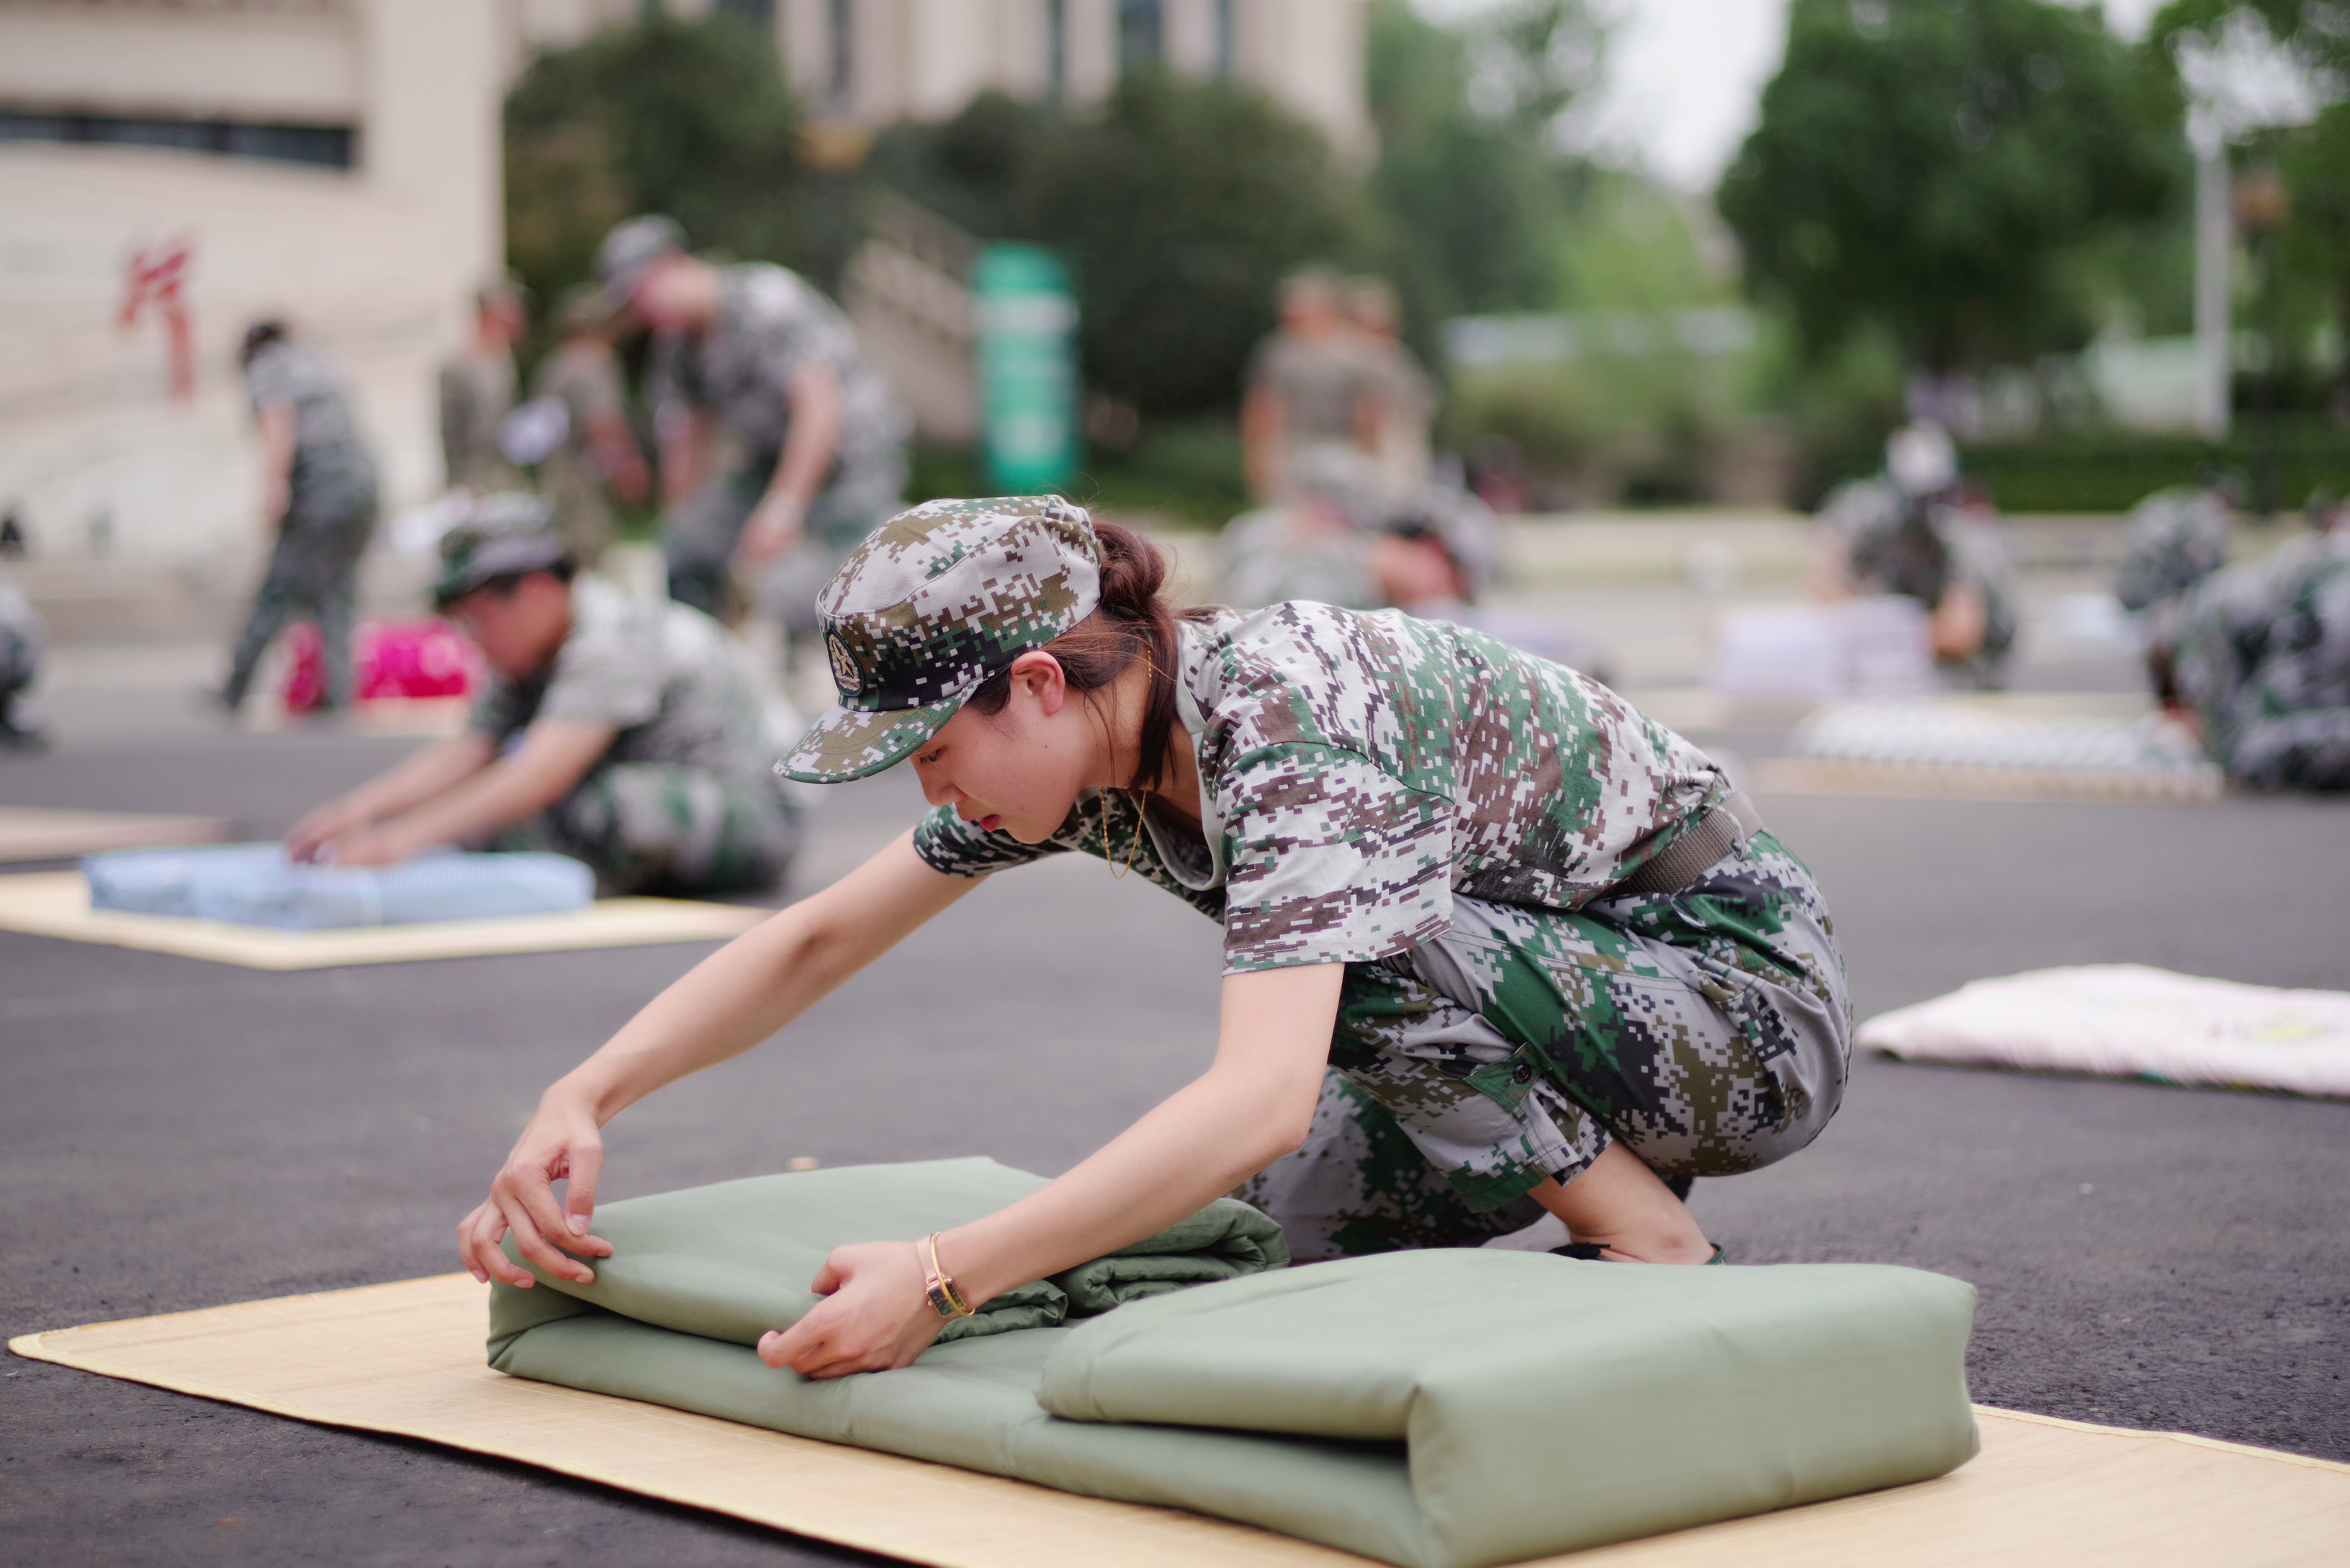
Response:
[0,0,1367,570]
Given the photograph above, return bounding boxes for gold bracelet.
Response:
[919,1232,975,1320]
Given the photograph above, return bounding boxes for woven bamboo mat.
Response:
[14,1274,2347,1567]
[0,870,766,968]
[0,805,233,862]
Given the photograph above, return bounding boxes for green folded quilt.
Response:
[488,1158,1979,1568]
[490,1156,1286,1348]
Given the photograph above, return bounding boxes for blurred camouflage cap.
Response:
[432,492,569,607]
[778,496,1102,784]
[593,215,687,312]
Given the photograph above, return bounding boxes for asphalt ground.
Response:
[4,674,2348,1565]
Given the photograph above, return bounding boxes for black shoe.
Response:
[1550,1241,1728,1265]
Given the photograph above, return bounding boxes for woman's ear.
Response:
[1007,650,1068,718]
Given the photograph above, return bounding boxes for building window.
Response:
[1213,0,1234,78]
[1118,0,1162,71]
[0,113,353,170]
[828,0,854,109]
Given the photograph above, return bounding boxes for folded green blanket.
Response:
[489,1158,1978,1568]
[490,1156,1286,1351]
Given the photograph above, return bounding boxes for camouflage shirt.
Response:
[913,601,1731,973]
[2175,528,2350,788]
[243,340,377,525]
[2116,486,2233,644]
[647,263,909,489]
[468,575,787,783]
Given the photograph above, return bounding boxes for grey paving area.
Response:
[4,616,2348,1565]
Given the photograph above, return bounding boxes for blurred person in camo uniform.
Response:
[283,495,801,893]
[458,496,1855,1379]
[215,320,379,716]
[2171,501,2350,790]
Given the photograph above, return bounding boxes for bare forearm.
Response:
[342,736,494,823]
[551,834,974,1123]
[941,1068,1307,1305]
[378,754,572,851]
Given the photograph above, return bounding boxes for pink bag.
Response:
[284,621,480,712]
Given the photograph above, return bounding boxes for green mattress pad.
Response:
[488,1158,1979,1568]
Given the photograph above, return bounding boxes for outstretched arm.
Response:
[318,717,613,867]
[761,961,1342,1378]
[285,731,496,861]
[457,832,978,1288]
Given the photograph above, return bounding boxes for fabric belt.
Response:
[1611,790,1765,898]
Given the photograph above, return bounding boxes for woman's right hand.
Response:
[457,1092,613,1289]
[285,800,366,863]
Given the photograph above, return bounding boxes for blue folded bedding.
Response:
[84,842,595,929]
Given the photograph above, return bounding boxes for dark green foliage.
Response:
[1721,0,2183,374]
[863,91,1059,240]
[870,78,1372,418]
[1365,0,1595,322]
[1963,417,2350,510]
[1019,76,1374,415]
[503,14,805,312]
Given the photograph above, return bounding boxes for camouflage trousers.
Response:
[492,762,801,897]
[1237,831,1852,1262]
[222,518,371,711]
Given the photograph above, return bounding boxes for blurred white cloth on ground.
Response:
[1708,598,1935,700]
[1793,697,2218,778]
[1860,965,2350,1097]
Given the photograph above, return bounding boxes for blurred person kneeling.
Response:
[286,495,801,895]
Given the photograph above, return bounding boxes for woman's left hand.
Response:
[758,1240,948,1378]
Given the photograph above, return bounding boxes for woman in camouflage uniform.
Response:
[459,497,1852,1379]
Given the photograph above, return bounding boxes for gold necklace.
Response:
[1099,783,1151,880]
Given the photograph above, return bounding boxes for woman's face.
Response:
[909,654,1098,844]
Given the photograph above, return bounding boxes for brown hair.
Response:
[962,518,1205,793]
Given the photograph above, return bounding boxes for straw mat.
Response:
[14,1275,2347,1567]
[0,870,765,968]
[0,804,233,862]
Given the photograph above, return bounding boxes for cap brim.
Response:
[777,697,959,784]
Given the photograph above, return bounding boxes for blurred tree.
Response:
[1720,0,2183,377]
[863,91,1061,240]
[1019,75,1374,415]
[870,78,1370,418]
[2151,2,2350,414]
[1366,0,1601,323]
[504,14,805,311]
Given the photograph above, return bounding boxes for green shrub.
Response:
[505,14,808,314]
[1961,420,2350,513]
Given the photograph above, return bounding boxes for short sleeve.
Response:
[750,285,845,390]
[1215,742,1453,973]
[534,606,662,730]
[910,804,1067,878]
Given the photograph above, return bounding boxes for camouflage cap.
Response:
[778,496,1102,784]
[432,492,570,607]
